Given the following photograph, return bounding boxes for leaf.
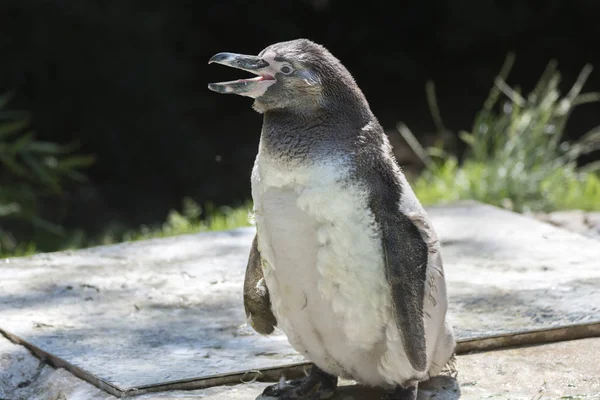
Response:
[55,154,96,170]
[0,153,29,177]
[459,131,476,146]
[426,146,449,158]
[572,92,600,106]
[566,64,594,103]
[0,202,20,217]
[21,152,61,192]
[53,140,83,154]
[63,170,89,183]
[569,142,600,158]
[10,131,34,153]
[531,59,558,102]
[396,122,433,168]
[29,215,65,235]
[0,119,29,139]
[577,126,600,145]
[27,141,64,154]
[580,161,600,173]
[483,52,516,111]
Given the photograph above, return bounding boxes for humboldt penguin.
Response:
[208,39,455,400]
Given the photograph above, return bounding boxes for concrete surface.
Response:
[3,333,599,399]
[530,210,600,239]
[1,202,600,396]
[0,228,304,392]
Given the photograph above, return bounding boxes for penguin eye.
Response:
[280,65,293,75]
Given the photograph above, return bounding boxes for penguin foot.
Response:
[380,382,418,400]
[260,365,337,399]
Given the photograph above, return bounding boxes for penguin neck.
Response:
[260,101,370,166]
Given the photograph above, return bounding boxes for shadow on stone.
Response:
[329,375,460,400]
[419,375,460,399]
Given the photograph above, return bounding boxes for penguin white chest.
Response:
[251,156,400,384]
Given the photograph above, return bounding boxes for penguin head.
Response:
[209,39,362,113]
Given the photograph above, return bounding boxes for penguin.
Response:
[208,39,456,400]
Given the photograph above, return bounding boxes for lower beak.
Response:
[208,52,276,98]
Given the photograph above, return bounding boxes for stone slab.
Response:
[3,334,599,399]
[434,203,600,340]
[166,337,600,400]
[1,202,599,396]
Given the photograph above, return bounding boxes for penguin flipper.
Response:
[243,234,277,335]
[370,185,429,373]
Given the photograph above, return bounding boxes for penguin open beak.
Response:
[208,52,276,98]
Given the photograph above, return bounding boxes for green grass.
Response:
[0,91,95,258]
[409,54,600,213]
[82,198,252,245]
[115,199,253,242]
[0,198,253,258]
[412,157,600,212]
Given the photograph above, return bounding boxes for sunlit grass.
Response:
[0,199,253,258]
[0,242,37,258]
[70,198,253,248]
[410,54,600,213]
[412,158,600,212]
[123,199,253,242]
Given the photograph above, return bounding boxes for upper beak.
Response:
[208,52,276,98]
[209,52,269,71]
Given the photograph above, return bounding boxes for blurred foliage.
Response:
[39,197,253,253]
[2,197,252,259]
[115,198,252,242]
[2,0,600,229]
[411,55,600,212]
[0,92,95,256]
[97,197,252,244]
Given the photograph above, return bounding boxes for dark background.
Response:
[1,0,599,235]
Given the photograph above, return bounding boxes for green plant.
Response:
[121,198,253,242]
[51,197,253,253]
[409,55,600,213]
[0,92,95,256]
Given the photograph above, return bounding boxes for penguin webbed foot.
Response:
[259,365,337,400]
[380,382,418,400]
